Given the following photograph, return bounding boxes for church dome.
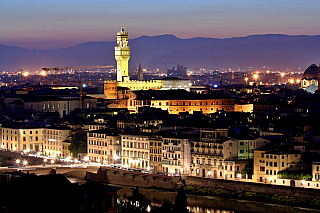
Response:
[302,64,319,80]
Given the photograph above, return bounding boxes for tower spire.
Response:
[138,64,143,81]
[115,24,130,82]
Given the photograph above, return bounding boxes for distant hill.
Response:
[0,34,319,71]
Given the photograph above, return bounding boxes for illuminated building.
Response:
[43,126,72,158]
[1,123,44,152]
[189,128,239,180]
[162,135,192,175]
[149,137,162,172]
[253,149,302,184]
[120,133,149,169]
[104,25,190,99]
[301,64,319,90]
[87,129,121,163]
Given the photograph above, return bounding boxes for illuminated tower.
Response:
[115,24,130,82]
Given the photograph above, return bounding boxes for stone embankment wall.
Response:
[85,168,177,189]
[183,176,320,199]
[77,168,320,199]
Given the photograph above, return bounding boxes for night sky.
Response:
[1,0,319,50]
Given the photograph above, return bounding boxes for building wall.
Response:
[253,150,302,183]
[149,99,235,115]
[43,128,71,157]
[162,137,191,175]
[149,138,162,173]
[1,127,43,152]
[87,132,120,163]
[234,104,253,112]
[121,134,149,169]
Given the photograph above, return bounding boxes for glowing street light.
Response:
[244,77,248,85]
[15,159,20,167]
[23,72,29,77]
[289,79,294,84]
[51,159,54,164]
[269,177,272,184]
[113,154,119,166]
[1,144,4,149]
[23,160,28,167]
[44,158,47,166]
[237,173,241,179]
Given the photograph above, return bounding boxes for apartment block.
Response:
[120,134,149,169]
[87,129,120,163]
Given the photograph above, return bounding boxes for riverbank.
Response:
[115,185,320,213]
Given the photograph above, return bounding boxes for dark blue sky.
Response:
[1,0,319,50]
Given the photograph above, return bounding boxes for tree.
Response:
[69,132,87,158]
[173,187,189,213]
[118,187,150,213]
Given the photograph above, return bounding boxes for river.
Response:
[116,185,320,213]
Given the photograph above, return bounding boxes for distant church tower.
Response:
[138,64,143,81]
[115,24,130,82]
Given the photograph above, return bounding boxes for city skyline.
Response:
[1,0,319,50]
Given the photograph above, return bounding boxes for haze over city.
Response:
[1,0,319,50]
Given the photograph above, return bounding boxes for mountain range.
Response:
[1,34,319,71]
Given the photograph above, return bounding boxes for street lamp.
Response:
[244,77,248,85]
[113,154,119,167]
[269,177,272,184]
[237,173,241,180]
[207,171,211,178]
[23,160,28,167]
[44,158,47,166]
[51,159,54,164]
[253,74,258,84]
[15,159,20,167]
[281,73,285,84]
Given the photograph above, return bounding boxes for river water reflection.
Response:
[116,185,319,213]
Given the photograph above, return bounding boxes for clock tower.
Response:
[115,24,130,82]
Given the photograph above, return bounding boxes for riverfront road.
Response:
[0,165,100,176]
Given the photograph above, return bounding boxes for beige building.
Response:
[162,135,193,175]
[121,134,150,169]
[1,123,44,152]
[253,149,302,184]
[87,130,121,163]
[190,128,238,180]
[43,126,72,158]
[149,137,162,173]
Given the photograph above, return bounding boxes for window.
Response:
[23,137,26,142]
[282,162,284,167]
[240,150,244,153]
[282,156,284,159]
[240,142,244,145]
[274,162,277,167]
[270,162,273,167]
[35,136,38,141]
[229,143,232,147]
[266,170,269,174]
[29,136,32,142]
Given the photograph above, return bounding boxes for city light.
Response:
[23,160,28,167]
[41,71,46,76]
[51,159,54,164]
[289,79,294,84]
[23,72,29,77]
